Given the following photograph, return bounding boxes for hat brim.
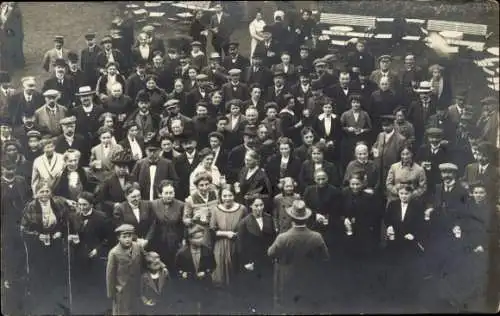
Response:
[286,206,312,220]
[414,88,432,93]
[75,91,96,97]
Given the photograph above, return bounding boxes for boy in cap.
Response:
[223,41,250,71]
[140,251,170,313]
[81,33,102,88]
[23,130,43,162]
[107,224,165,315]
[42,35,69,73]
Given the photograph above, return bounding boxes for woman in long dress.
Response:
[210,186,247,288]
[248,9,266,61]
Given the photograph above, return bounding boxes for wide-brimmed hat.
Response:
[75,86,95,97]
[286,200,312,220]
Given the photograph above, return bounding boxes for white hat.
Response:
[21,76,36,88]
[43,89,60,97]
[228,68,242,75]
[75,86,95,96]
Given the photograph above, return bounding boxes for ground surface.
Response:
[8,1,499,314]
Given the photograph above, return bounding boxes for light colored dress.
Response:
[249,18,266,60]
[210,203,247,287]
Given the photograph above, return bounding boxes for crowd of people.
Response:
[1,2,499,315]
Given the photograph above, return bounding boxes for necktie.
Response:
[27,96,31,102]
[59,79,63,85]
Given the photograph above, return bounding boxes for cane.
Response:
[66,217,73,315]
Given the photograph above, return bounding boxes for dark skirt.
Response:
[24,234,68,315]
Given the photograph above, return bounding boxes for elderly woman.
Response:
[189,148,223,195]
[235,150,272,208]
[211,185,247,288]
[386,143,427,202]
[428,64,452,111]
[248,9,266,61]
[137,75,168,115]
[298,142,341,193]
[113,182,156,248]
[21,180,74,315]
[53,149,89,203]
[96,61,127,101]
[31,136,65,193]
[208,89,225,117]
[167,79,188,113]
[183,171,219,249]
[344,142,379,192]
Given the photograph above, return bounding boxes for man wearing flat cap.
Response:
[125,60,148,101]
[54,115,90,166]
[34,90,68,136]
[209,2,234,57]
[222,68,249,102]
[313,58,338,89]
[226,125,259,182]
[462,141,499,201]
[447,89,471,127]
[42,57,78,108]
[96,35,127,76]
[188,41,206,72]
[477,96,498,147]
[267,70,289,106]
[81,32,102,88]
[370,54,399,93]
[8,76,44,126]
[223,41,250,71]
[243,52,273,88]
[201,52,228,88]
[268,199,329,313]
[42,35,70,73]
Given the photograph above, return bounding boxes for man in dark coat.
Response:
[222,42,250,71]
[227,126,259,183]
[325,70,357,115]
[67,51,86,89]
[41,58,77,108]
[80,33,102,88]
[243,52,273,88]
[69,86,105,142]
[347,39,375,75]
[96,36,127,75]
[125,61,147,101]
[254,25,281,68]
[268,200,329,314]
[173,132,202,201]
[131,146,179,200]
[54,116,90,166]
[8,76,44,126]
[209,3,234,57]
[408,81,438,148]
[222,68,249,103]
[123,91,161,146]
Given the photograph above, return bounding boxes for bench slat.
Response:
[320,13,376,27]
[445,38,485,51]
[427,19,487,36]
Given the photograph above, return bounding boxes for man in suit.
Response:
[70,86,105,141]
[222,68,249,103]
[254,25,281,68]
[290,70,313,113]
[124,91,161,146]
[313,59,338,90]
[266,71,289,107]
[462,141,499,202]
[0,71,13,121]
[42,35,70,73]
[372,115,407,190]
[34,89,67,136]
[54,116,89,166]
[8,76,44,126]
[325,70,356,115]
[209,3,233,58]
[268,200,329,314]
[476,96,499,147]
[80,33,102,88]
[185,79,211,118]
[447,90,470,128]
[131,146,179,201]
[222,42,250,71]
[408,81,438,148]
[201,52,228,89]
[42,58,77,108]
[67,51,86,89]
[96,36,127,76]
[150,181,185,273]
[370,55,399,93]
[227,126,259,183]
[125,61,147,102]
[398,54,424,92]
[131,32,153,69]
[142,25,165,56]
[243,52,273,88]
[174,132,202,200]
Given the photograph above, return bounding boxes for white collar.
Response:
[479,163,489,170]
[385,130,395,139]
[186,150,196,159]
[281,155,290,163]
[191,50,204,58]
[64,134,74,141]
[82,209,93,217]
[128,136,137,143]
[318,113,336,120]
[247,166,259,174]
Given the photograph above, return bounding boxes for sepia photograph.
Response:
[0,0,499,315]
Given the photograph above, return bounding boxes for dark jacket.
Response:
[131,158,180,200]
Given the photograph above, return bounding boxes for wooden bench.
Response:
[427,19,488,51]
[319,12,377,29]
[170,1,214,11]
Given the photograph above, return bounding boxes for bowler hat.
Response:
[67,51,79,63]
[426,127,443,138]
[53,58,67,68]
[135,91,150,103]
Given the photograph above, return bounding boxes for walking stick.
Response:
[66,217,73,315]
